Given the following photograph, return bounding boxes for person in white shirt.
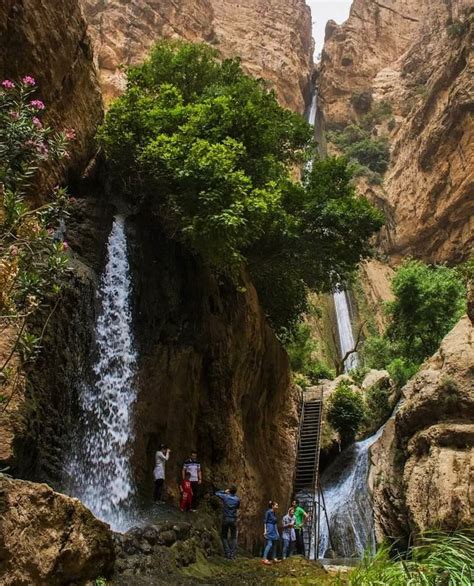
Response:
[182,450,202,510]
[154,444,170,503]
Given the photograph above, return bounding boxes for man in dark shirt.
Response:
[182,450,202,511]
[215,485,240,559]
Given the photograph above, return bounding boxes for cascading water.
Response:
[65,215,138,531]
[318,427,384,558]
[333,289,358,372]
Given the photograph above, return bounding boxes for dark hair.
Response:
[229,484,237,495]
[293,499,299,506]
[191,449,197,454]
[159,444,166,450]
[268,500,278,509]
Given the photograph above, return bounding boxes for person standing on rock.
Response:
[179,471,193,512]
[292,499,308,556]
[282,506,296,559]
[153,444,170,503]
[215,485,241,560]
[262,501,281,565]
[182,450,202,511]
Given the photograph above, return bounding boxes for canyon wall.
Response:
[319,0,473,263]
[0,0,301,549]
[370,316,474,543]
[80,0,314,113]
[128,211,299,547]
[0,0,104,470]
[0,0,103,181]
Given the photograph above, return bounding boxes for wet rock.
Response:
[172,522,192,540]
[141,525,161,545]
[159,529,177,547]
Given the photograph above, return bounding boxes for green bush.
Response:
[387,260,466,364]
[387,358,418,389]
[100,41,384,333]
[346,137,390,173]
[285,322,335,383]
[365,378,392,423]
[285,322,316,373]
[327,380,366,443]
[306,361,335,383]
[328,124,390,175]
[350,91,373,114]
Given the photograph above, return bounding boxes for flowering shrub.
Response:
[0,76,75,405]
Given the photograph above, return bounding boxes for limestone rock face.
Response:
[370,316,474,542]
[0,476,115,585]
[127,211,299,548]
[0,0,103,181]
[80,0,313,112]
[319,0,473,263]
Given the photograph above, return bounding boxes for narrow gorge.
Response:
[0,0,472,584]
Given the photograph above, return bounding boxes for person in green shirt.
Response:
[292,499,308,555]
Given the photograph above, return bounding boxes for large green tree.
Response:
[100,41,383,331]
[386,260,466,363]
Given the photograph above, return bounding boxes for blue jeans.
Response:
[263,538,278,560]
[282,538,294,559]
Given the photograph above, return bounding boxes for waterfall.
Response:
[65,215,138,532]
[318,426,384,558]
[333,289,359,372]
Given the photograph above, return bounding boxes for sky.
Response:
[306,0,352,57]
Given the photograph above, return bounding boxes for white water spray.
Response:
[333,289,359,372]
[66,216,137,531]
[318,426,384,558]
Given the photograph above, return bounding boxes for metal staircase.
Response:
[294,388,323,558]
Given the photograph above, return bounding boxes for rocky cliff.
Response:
[0,0,103,470]
[80,0,314,112]
[370,316,474,544]
[318,0,473,263]
[0,0,301,551]
[0,0,103,181]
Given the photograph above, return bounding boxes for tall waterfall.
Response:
[318,427,383,558]
[66,216,138,531]
[333,289,359,372]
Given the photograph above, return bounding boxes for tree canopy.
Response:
[100,41,383,332]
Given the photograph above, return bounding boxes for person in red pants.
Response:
[179,472,193,512]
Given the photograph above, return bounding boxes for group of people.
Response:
[262,500,308,564]
[153,444,308,563]
[153,445,202,512]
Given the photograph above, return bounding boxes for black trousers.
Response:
[154,478,164,501]
[221,519,237,557]
[295,527,305,556]
[190,481,200,509]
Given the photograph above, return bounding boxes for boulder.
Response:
[371,316,474,542]
[0,477,114,585]
[361,369,391,391]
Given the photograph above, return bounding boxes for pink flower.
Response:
[62,241,69,251]
[9,111,20,120]
[69,197,77,205]
[9,245,18,257]
[30,99,45,110]
[63,151,71,160]
[32,116,43,128]
[2,79,14,89]
[36,142,49,156]
[22,75,36,86]
[65,128,76,141]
